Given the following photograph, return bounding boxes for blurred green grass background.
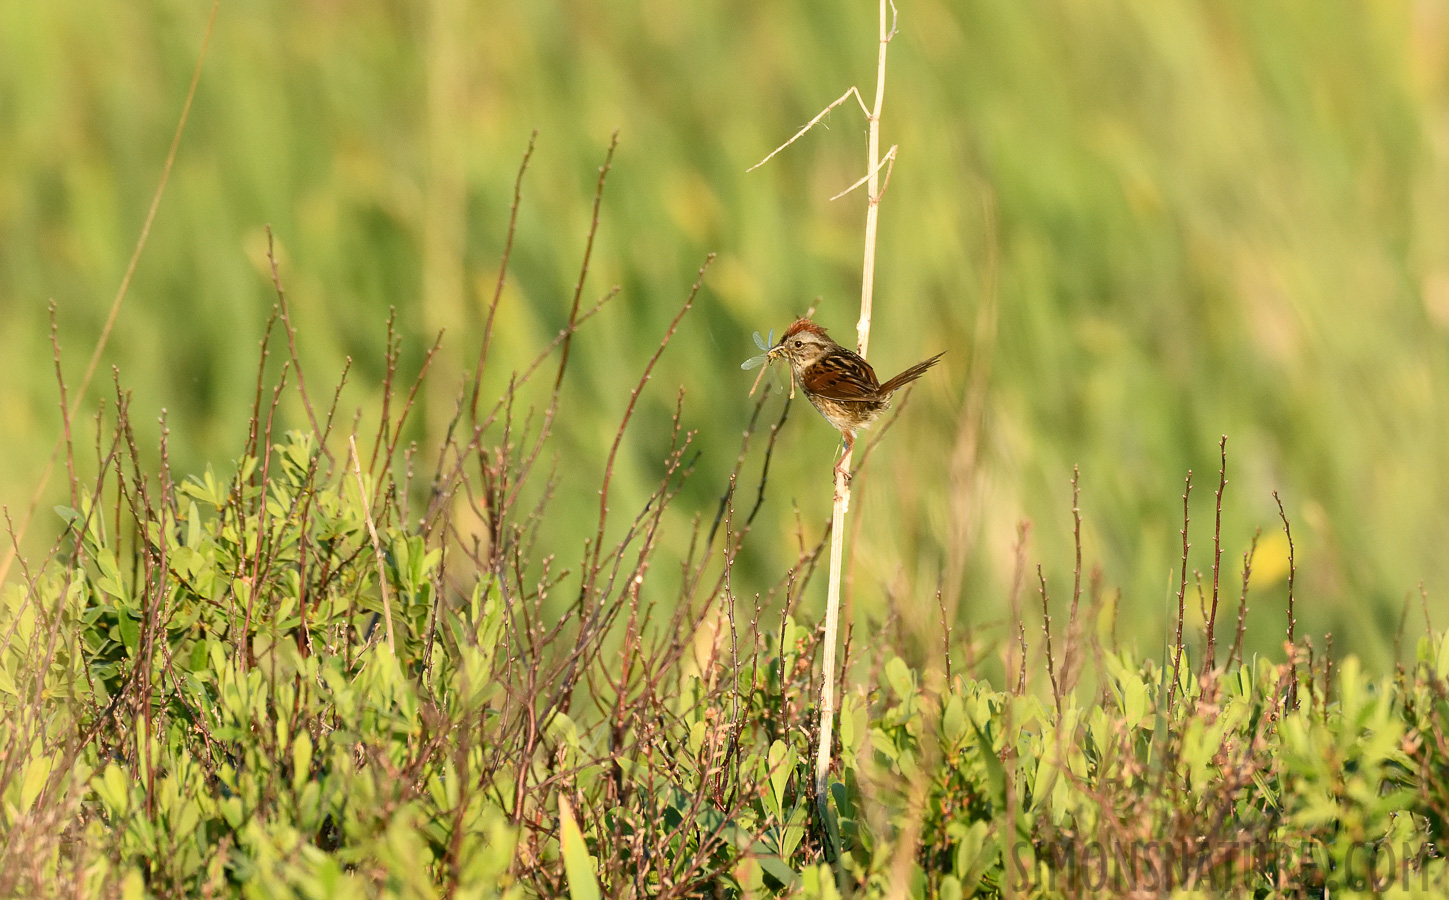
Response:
[3,0,1448,668]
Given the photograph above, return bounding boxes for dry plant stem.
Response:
[1205,436,1227,674]
[1275,491,1297,708]
[381,332,445,471]
[1038,566,1062,717]
[471,131,537,421]
[351,435,397,655]
[1063,465,1083,689]
[584,257,712,600]
[936,588,952,683]
[48,305,78,505]
[722,476,742,780]
[556,132,619,396]
[243,309,280,471]
[744,0,902,840]
[812,0,896,816]
[829,146,897,203]
[855,0,896,357]
[816,478,848,802]
[367,313,403,472]
[0,0,220,589]
[1230,530,1259,669]
[1009,521,1031,695]
[241,364,290,669]
[747,87,870,174]
[1168,470,1192,709]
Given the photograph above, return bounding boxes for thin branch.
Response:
[556,132,619,395]
[1205,436,1227,674]
[829,145,898,202]
[1275,491,1298,709]
[1039,566,1062,717]
[1168,471,1192,709]
[351,435,396,655]
[747,86,870,173]
[584,256,713,602]
[472,131,538,421]
[1229,530,1260,670]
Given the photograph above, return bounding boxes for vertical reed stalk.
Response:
[814,0,896,815]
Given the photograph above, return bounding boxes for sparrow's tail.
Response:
[879,351,946,394]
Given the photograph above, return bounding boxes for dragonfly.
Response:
[739,329,774,370]
[740,329,794,398]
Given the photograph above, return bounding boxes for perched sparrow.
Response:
[764,318,943,478]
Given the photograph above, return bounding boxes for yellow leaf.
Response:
[19,754,54,812]
[558,795,600,900]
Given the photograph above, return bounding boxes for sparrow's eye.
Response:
[793,340,804,348]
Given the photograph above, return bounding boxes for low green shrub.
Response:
[2,209,1445,900]
[4,333,1448,899]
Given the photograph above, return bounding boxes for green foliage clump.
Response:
[2,318,1449,898]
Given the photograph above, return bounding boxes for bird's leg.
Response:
[834,432,855,483]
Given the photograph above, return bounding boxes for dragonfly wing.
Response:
[744,329,776,369]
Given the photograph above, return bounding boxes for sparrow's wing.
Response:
[801,352,880,400]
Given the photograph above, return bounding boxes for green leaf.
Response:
[95,763,129,816]
[942,693,966,748]
[780,800,808,860]
[1147,645,1173,777]
[1236,662,1254,698]
[120,869,145,900]
[969,715,1006,815]
[839,694,866,755]
[559,795,600,900]
[1436,632,1449,681]
[1119,669,1147,728]
[95,549,127,602]
[174,799,201,836]
[758,855,799,889]
[116,614,139,653]
[777,615,797,688]
[19,753,54,813]
[220,796,244,828]
[767,740,795,818]
[956,820,995,893]
[801,864,842,900]
[688,720,707,754]
[292,731,313,791]
[885,656,915,700]
[829,778,853,820]
[547,712,579,749]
